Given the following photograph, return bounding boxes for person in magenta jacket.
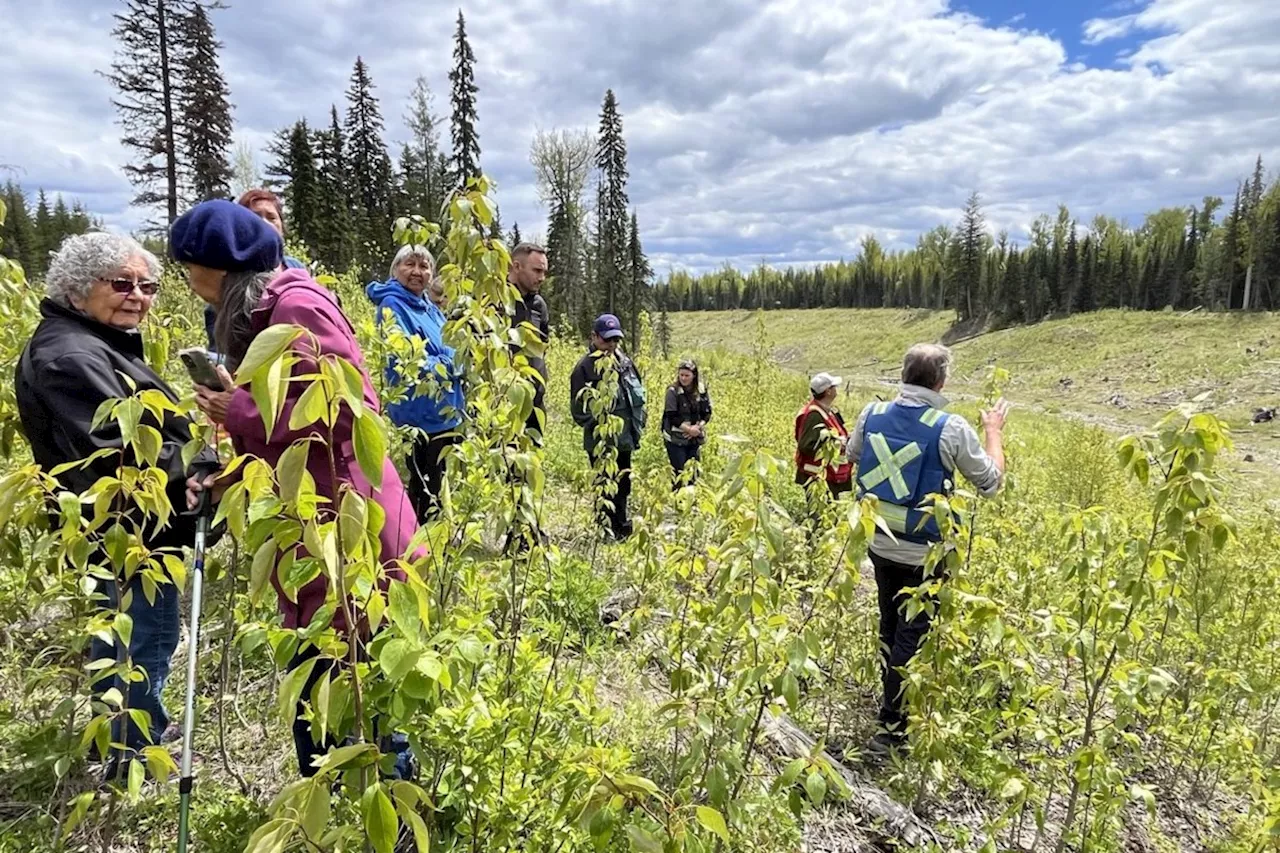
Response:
[170,199,420,778]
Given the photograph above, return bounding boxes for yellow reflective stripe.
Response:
[877,503,909,532]
[860,433,921,499]
[871,401,891,415]
[801,463,824,474]
[919,407,943,427]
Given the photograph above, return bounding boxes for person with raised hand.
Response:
[846,343,1008,756]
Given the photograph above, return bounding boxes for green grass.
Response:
[671,307,1280,469]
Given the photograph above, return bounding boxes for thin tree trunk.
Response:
[157,0,179,226]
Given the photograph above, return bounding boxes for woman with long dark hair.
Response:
[662,359,712,486]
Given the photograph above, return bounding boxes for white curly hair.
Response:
[44,232,161,307]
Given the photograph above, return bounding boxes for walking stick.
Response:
[177,485,212,853]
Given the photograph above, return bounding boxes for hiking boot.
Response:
[160,722,182,744]
[864,731,906,762]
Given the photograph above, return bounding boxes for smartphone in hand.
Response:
[179,348,226,392]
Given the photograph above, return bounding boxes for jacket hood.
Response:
[251,268,340,332]
[365,278,424,308]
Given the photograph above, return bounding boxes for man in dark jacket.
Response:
[15,232,218,769]
[509,243,550,442]
[570,314,646,540]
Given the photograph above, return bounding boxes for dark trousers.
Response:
[871,550,936,734]
[665,441,701,487]
[406,430,461,523]
[89,575,181,755]
[590,447,633,537]
[288,644,413,779]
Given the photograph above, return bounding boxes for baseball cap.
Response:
[592,313,624,340]
[810,372,843,395]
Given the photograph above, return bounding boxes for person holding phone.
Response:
[13,232,219,774]
[171,199,422,779]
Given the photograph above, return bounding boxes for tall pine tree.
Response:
[313,105,354,271]
[176,3,233,201]
[594,89,630,322]
[404,75,446,221]
[626,212,650,344]
[344,57,392,275]
[104,0,188,226]
[448,11,481,189]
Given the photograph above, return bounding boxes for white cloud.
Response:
[0,0,1277,273]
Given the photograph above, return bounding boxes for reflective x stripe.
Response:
[860,433,920,499]
[877,502,909,532]
[919,408,943,427]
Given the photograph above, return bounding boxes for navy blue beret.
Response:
[170,199,283,273]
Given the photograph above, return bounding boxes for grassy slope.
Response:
[671,307,1280,468]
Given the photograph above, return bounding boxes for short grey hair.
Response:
[44,232,161,307]
[389,244,435,281]
[902,343,952,390]
[511,242,546,262]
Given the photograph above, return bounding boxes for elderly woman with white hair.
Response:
[14,231,218,768]
[366,245,465,522]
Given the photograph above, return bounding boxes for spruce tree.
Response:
[0,183,38,276]
[507,222,522,247]
[344,57,392,275]
[284,120,320,251]
[594,89,630,320]
[314,105,354,271]
[405,75,444,221]
[33,190,52,277]
[448,10,481,188]
[626,212,650,344]
[952,191,986,321]
[104,0,188,226]
[176,2,233,201]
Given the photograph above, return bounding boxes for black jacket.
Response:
[662,384,712,446]
[511,291,550,418]
[15,299,218,550]
[570,348,645,454]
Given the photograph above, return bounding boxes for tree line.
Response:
[659,156,1280,323]
[0,183,98,280]
[98,2,654,338]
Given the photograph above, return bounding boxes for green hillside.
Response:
[672,307,1280,467]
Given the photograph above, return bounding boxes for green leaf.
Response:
[298,776,331,840]
[278,656,318,725]
[250,538,277,604]
[379,637,420,681]
[142,745,178,781]
[388,581,422,638]
[277,440,312,504]
[625,825,663,853]
[243,817,293,853]
[456,636,485,664]
[353,412,386,490]
[782,671,800,712]
[361,783,398,853]
[804,770,827,805]
[61,792,95,840]
[114,612,134,648]
[289,379,329,431]
[127,757,145,799]
[238,323,305,379]
[999,777,1026,800]
[695,805,730,842]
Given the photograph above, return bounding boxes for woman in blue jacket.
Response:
[367,245,465,521]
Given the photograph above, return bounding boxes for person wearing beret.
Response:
[171,199,421,779]
[13,232,220,772]
[202,188,305,357]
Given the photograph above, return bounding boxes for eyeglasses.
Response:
[102,278,160,296]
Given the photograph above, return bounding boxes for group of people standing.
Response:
[11,187,718,777]
[792,344,1009,753]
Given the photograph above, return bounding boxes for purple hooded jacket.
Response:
[223,269,422,630]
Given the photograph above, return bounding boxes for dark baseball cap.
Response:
[593,313,624,340]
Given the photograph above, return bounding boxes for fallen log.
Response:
[761,712,938,850]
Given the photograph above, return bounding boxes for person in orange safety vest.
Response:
[794,372,853,496]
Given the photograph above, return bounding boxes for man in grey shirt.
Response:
[845,343,1008,752]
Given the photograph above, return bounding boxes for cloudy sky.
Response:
[1,0,1277,273]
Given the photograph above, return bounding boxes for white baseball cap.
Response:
[810,372,843,395]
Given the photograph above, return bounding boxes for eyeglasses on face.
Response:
[102,278,160,296]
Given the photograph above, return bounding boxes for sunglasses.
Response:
[103,278,160,296]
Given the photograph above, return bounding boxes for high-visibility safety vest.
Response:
[855,402,953,543]
[794,402,853,485]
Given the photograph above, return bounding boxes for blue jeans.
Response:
[89,575,181,755]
